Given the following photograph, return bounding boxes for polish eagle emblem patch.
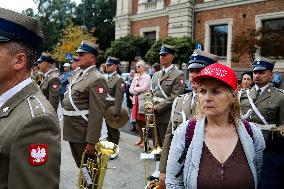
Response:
[29,144,48,166]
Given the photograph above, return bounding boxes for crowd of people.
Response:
[0,7,283,189]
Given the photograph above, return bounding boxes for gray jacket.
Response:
[166,116,265,189]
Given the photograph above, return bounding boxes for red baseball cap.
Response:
[192,63,238,91]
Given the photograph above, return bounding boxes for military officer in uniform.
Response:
[62,40,108,167]
[37,52,61,111]
[240,57,284,141]
[0,8,61,188]
[150,44,184,149]
[158,49,219,188]
[105,56,125,149]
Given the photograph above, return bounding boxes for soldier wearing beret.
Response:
[150,44,185,150]
[240,57,284,141]
[158,49,219,188]
[105,56,125,158]
[0,7,61,188]
[62,40,108,167]
[37,52,61,111]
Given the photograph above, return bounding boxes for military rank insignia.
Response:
[29,144,48,166]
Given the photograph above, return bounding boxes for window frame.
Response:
[205,18,233,66]
[140,26,160,41]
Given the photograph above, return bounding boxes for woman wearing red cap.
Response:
[166,63,265,189]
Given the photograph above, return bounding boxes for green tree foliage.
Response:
[74,0,116,51]
[145,36,196,66]
[231,27,284,62]
[21,8,35,17]
[106,35,154,62]
[33,0,77,51]
[51,23,96,62]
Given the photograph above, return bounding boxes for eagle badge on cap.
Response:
[29,144,48,166]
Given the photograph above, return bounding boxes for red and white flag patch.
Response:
[97,86,105,94]
[52,83,59,89]
[179,79,184,85]
[29,144,48,166]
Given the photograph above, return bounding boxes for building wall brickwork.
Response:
[194,0,284,68]
[131,16,169,37]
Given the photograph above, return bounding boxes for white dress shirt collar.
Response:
[0,77,33,108]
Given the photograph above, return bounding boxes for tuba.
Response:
[78,141,118,189]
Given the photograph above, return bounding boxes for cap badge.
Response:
[29,144,48,166]
[257,61,260,64]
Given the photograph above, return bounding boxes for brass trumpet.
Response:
[78,141,118,189]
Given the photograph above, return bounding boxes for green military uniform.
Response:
[151,66,184,146]
[63,66,107,167]
[0,81,61,188]
[106,72,125,145]
[240,85,284,127]
[240,57,284,141]
[40,69,61,111]
[159,92,196,172]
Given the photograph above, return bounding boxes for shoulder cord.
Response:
[246,89,268,125]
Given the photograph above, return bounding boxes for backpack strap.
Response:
[175,118,196,178]
[242,119,254,143]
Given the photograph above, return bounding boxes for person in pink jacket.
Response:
[130,60,151,148]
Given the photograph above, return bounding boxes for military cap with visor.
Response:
[76,40,98,56]
[252,57,276,71]
[37,52,55,64]
[193,63,238,91]
[106,56,120,66]
[188,49,219,69]
[159,44,175,55]
[0,7,43,55]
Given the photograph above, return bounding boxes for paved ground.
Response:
[59,121,156,189]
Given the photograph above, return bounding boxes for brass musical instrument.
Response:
[144,91,162,155]
[145,179,161,189]
[105,106,129,129]
[78,141,118,189]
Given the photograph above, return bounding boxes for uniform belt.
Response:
[153,96,165,102]
[63,109,89,116]
[106,97,115,101]
[256,124,276,131]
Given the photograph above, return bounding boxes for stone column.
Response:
[115,0,132,39]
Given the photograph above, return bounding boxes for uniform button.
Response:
[268,102,272,104]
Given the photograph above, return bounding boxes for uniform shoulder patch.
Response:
[27,95,46,117]
[96,85,106,94]
[29,144,48,166]
[274,87,284,94]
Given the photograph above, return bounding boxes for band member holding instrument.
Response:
[0,7,60,188]
[240,57,284,142]
[105,56,126,159]
[62,40,108,167]
[159,50,218,188]
[150,44,184,148]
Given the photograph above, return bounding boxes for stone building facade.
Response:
[115,0,284,71]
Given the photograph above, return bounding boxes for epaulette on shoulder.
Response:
[26,95,46,117]
[274,87,284,94]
